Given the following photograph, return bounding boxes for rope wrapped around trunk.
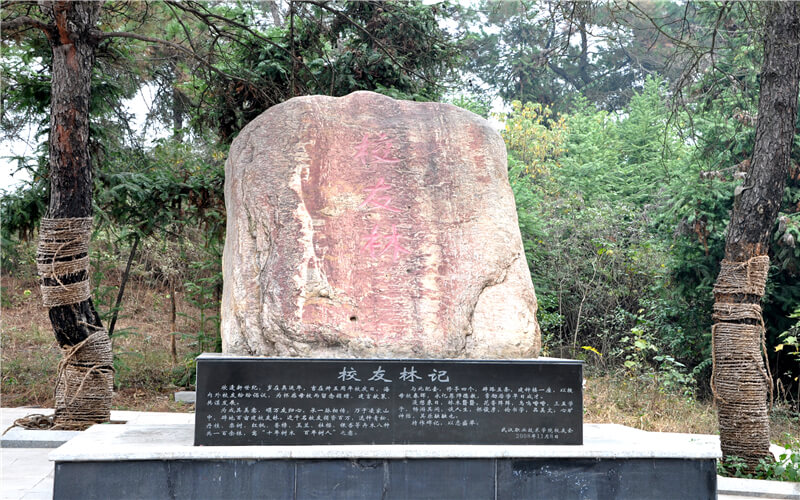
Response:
[711,255,772,469]
[713,256,770,297]
[37,217,92,307]
[35,217,114,430]
[712,303,762,323]
[52,330,114,429]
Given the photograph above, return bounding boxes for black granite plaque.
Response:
[194,354,583,446]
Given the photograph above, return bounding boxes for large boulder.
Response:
[221,91,540,359]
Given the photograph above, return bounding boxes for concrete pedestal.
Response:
[50,423,719,500]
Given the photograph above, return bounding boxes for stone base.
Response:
[50,424,719,500]
[174,391,196,404]
[0,428,80,448]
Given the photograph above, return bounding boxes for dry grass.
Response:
[584,370,799,442]
[1,324,60,407]
[584,372,718,434]
[1,270,201,412]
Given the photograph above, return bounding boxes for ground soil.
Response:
[2,270,197,413]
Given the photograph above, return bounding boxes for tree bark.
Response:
[267,0,283,27]
[713,2,800,472]
[170,280,178,364]
[41,1,105,346]
[108,234,139,337]
[39,1,113,427]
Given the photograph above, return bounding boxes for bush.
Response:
[502,79,690,373]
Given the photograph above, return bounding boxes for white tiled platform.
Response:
[1,408,192,500]
[1,407,194,431]
[1,408,796,499]
[49,422,721,499]
[1,408,194,449]
[50,422,719,462]
[1,448,53,500]
[718,476,800,499]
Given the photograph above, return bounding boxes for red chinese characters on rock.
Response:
[354,134,411,263]
[352,133,401,166]
[361,225,384,259]
[361,224,410,262]
[359,178,401,213]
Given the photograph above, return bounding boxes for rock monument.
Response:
[221,91,540,359]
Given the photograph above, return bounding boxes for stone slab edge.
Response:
[717,476,800,499]
[173,392,196,403]
[1,428,80,448]
[1,409,194,449]
[196,353,578,362]
[49,423,721,462]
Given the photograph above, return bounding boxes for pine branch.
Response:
[163,0,321,89]
[0,15,50,35]
[93,29,248,85]
[296,0,439,87]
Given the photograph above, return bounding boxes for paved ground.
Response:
[1,448,52,500]
[1,407,193,500]
[1,407,796,499]
[2,408,55,500]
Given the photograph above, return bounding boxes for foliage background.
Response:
[2,0,799,413]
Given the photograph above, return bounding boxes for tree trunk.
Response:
[712,2,800,472]
[170,86,183,364]
[39,1,113,429]
[268,1,283,28]
[171,65,185,143]
[108,234,139,337]
[170,280,178,364]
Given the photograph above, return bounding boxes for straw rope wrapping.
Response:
[2,414,55,435]
[53,330,114,430]
[36,217,114,430]
[711,255,773,468]
[713,256,770,297]
[712,302,763,323]
[37,217,93,307]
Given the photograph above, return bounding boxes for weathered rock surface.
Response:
[221,91,540,358]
